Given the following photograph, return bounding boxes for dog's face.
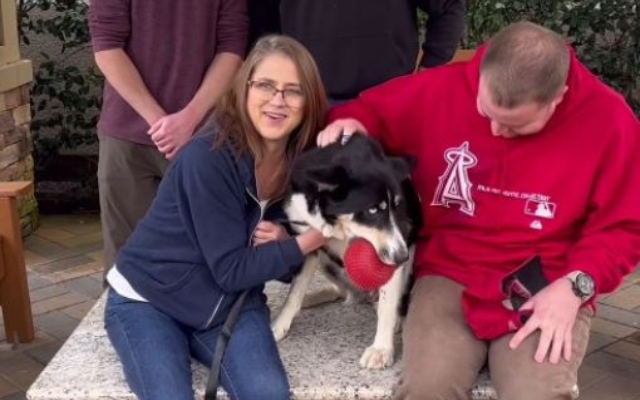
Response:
[285,135,421,265]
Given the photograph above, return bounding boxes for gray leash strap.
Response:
[205,290,249,400]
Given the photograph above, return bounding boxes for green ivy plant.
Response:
[18,0,103,174]
[463,0,639,116]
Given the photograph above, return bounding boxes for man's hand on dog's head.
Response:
[317,118,367,147]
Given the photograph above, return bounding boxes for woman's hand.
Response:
[252,221,289,246]
[295,228,326,255]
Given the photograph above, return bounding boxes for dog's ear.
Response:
[292,153,350,192]
[309,164,348,189]
[388,156,416,180]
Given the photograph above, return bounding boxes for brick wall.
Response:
[0,84,38,235]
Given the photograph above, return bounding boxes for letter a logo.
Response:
[431,142,477,216]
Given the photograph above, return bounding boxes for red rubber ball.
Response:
[344,238,396,291]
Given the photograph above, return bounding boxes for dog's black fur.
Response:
[288,134,422,259]
[271,134,422,369]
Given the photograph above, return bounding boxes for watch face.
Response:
[576,273,595,297]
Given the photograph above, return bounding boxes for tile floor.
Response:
[1,213,640,399]
[1,214,104,400]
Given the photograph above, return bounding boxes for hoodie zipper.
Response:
[203,292,226,329]
[202,189,279,329]
[247,188,267,239]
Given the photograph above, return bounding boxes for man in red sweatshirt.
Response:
[320,21,640,400]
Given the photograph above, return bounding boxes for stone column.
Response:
[0,0,36,234]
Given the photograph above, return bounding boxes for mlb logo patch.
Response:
[524,199,556,219]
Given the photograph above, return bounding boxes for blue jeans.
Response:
[104,289,290,400]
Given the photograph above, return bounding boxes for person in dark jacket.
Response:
[103,35,328,400]
[249,0,466,101]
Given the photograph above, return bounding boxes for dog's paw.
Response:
[271,321,290,342]
[359,345,394,370]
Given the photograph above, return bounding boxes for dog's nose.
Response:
[394,251,409,266]
[392,247,409,266]
[380,247,409,266]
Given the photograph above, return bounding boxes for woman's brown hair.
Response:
[214,35,328,196]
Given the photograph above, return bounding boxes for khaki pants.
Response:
[97,134,169,280]
[394,276,591,400]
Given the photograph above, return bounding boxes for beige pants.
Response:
[394,276,592,400]
[97,134,169,280]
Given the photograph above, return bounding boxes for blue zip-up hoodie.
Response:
[116,129,305,329]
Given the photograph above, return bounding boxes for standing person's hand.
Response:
[316,118,367,147]
[509,277,582,364]
[253,221,289,246]
[148,107,201,159]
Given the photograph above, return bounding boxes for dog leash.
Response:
[205,290,249,400]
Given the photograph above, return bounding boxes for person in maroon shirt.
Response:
[88,0,248,282]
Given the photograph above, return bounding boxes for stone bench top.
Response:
[26,279,527,400]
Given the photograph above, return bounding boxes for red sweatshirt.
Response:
[329,48,640,338]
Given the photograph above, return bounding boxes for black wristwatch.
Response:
[566,271,595,302]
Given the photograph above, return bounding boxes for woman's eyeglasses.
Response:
[248,80,304,108]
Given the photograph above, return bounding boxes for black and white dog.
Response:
[271,134,422,369]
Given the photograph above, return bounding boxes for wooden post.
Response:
[0,0,36,237]
[0,181,34,343]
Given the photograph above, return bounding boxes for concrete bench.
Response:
[0,181,34,344]
[27,279,577,399]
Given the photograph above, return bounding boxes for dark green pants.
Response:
[97,134,169,281]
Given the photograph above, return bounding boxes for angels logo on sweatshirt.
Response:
[432,141,477,216]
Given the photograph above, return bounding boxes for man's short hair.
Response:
[480,21,570,108]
